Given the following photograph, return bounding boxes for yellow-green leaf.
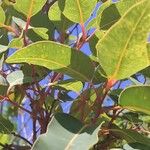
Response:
[14,0,46,17]
[61,0,97,23]
[97,0,150,80]
[119,86,150,115]
[6,41,99,83]
[0,6,5,25]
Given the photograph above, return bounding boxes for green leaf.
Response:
[13,0,46,17]
[48,0,73,31]
[129,143,150,150]
[27,27,49,42]
[97,0,141,31]
[6,70,33,92]
[0,6,5,25]
[119,86,150,115]
[110,128,150,147]
[8,86,25,104]
[53,79,83,93]
[32,113,104,150]
[0,115,14,134]
[0,134,10,148]
[60,0,97,23]
[21,64,49,81]
[97,0,150,80]
[30,11,55,40]
[9,37,24,49]
[6,41,100,83]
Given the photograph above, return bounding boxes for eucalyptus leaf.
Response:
[119,86,150,115]
[97,0,150,80]
[13,0,46,17]
[6,70,33,92]
[6,41,101,83]
[0,6,5,25]
[60,0,97,23]
[32,113,104,150]
[48,0,73,31]
[110,127,150,147]
[53,79,83,93]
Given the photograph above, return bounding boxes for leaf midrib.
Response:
[111,0,149,79]
[76,0,84,24]
[108,0,149,79]
[7,57,90,82]
[64,126,87,150]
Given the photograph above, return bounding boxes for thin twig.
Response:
[11,132,32,146]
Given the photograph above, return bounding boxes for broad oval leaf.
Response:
[97,0,150,80]
[6,41,99,83]
[32,113,104,150]
[119,86,150,115]
[60,0,97,23]
[13,0,46,17]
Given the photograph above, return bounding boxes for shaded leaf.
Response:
[0,115,14,134]
[27,27,49,42]
[110,127,150,147]
[48,0,73,31]
[0,74,8,86]
[6,70,33,92]
[32,113,104,150]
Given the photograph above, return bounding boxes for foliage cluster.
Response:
[0,0,150,149]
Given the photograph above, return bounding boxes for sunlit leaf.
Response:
[53,79,83,93]
[0,6,5,25]
[13,0,46,17]
[119,86,150,115]
[60,0,97,23]
[97,0,150,80]
[6,41,101,83]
